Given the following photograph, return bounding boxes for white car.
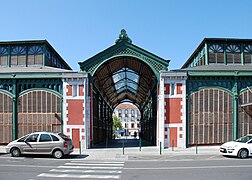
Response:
[220,134,252,158]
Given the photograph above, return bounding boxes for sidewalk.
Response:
[0,145,221,161]
[76,145,220,160]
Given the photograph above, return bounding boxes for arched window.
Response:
[125,109,128,117]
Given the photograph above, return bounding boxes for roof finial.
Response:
[115,29,132,44]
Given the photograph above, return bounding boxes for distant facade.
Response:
[113,104,141,136]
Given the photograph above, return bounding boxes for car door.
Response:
[247,139,252,156]
[21,133,39,153]
[36,133,54,154]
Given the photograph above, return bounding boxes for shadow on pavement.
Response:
[2,154,89,159]
[92,138,153,149]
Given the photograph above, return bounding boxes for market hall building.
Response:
[0,30,252,149]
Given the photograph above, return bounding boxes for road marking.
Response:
[124,165,252,170]
[38,173,120,179]
[38,161,124,179]
[58,165,123,169]
[70,160,125,164]
[50,169,122,173]
[65,162,124,166]
[0,164,56,168]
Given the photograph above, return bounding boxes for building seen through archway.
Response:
[113,103,141,138]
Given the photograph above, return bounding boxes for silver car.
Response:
[6,132,74,159]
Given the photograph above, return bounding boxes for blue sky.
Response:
[1,0,252,71]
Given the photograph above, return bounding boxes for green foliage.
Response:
[113,116,123,131]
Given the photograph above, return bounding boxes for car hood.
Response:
[221,141,242,148]
[6,140,18,146]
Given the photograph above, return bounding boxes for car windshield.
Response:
[235,135,252,143]
[17,135,30,142]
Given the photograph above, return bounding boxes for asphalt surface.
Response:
[0,153,252,180]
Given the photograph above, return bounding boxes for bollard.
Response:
[139,138,142,151]
[122,139,125,155]
[172,140,174,151]
[79,141,81,154]
[160,142,162,155]
[196,140,198,154]
[106,138,108,148]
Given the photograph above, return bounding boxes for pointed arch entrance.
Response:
[79,30,169,147]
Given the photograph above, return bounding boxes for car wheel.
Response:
[53,150,63,159]
[238,149,248,159]
[11,148,21,157]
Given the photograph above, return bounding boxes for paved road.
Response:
[122,158,252,180]
[1,153,252,180]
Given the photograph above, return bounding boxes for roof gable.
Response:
[78,29,169,78]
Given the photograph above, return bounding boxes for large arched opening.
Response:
[79,30,169,148]
[92,56,158,146]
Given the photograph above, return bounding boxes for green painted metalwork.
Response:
[0,73,63,79]
[241,44,244,65]
[188,71,252,77]
[12,80,17,140]
[19,88,62,97]
[115,29,132,44]
[186,74,252,146]
[232,77,238,140]
[0,40,71,70]
[204,43,208,65]
[182,38,252,69]
[79,30,169,80]
[42,44,46,66]
[0,77,63,140]
[0,89,14,97]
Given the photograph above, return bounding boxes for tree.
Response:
[113,116,123,132]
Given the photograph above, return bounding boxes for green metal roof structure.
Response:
[79,29,169,108]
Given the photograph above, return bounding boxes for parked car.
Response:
[220,134,252,158]
[6,132,74,159]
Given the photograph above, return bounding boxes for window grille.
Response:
[0,92,12,144]
[189,88,233,145]
[238,90,252,137]
[18,90,62,138]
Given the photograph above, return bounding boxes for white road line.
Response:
[58,165,123,169]
[0,164,56,168]
[70,161,125,164]
[38,173,120,179]
[50,169,122,174]
[123,165,252,170]
[65,163,124,166]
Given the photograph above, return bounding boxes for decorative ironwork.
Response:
[209,44,224,53]
[226,44,241,53]
[0,46,8,55]
[115,29,132,44]
[28,45,43,55]
[11,46,26,55]
[244,45,252,53]
[187,76,252,94]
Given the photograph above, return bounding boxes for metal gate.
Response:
[18,90,62,138]
[0,92,12,144]
[189,88,233,145]
[239,89,252,137]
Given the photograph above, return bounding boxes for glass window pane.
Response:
[112,67,139,95]
[39,134,52,142]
